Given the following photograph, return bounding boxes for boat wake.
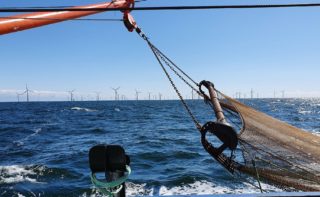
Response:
[80,180,282,197]
[161,181,283,195]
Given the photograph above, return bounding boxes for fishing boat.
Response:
[1,1,320,196]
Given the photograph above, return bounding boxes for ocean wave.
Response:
[1,100,317,196]
[0,165,46,184]
[81,180,282,197]
[71,107,97,112]
[298,110,312,114]
[126,182,154,196]
[158,180,281,195]
[312,129,320,137]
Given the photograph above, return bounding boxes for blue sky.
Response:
[1,0,320,101]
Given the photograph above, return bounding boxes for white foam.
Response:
[298,110,312,114]
[311,129,320,137]
[159,181,223,195]
[13,128,42,146]
[0,165,45,184]
[80,189,104,197]
[126,182,153,196]
[114,108,121,112]
[313,132,320,137]
[83,180,282,197]
[158,180,282,195]
[81,183,153,197]
[71,107,97,112]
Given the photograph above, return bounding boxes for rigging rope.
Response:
[134,28,204,130]
[251,158,263,192]
[1,3,320,12]
[151,45,202,96]
[149,44,199,87]
[148,41,202,130]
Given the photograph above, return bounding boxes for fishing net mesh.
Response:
[218,92,320,191]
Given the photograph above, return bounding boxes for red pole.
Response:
[0,1,130,35]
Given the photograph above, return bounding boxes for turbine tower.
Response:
[16,92,22,102]
[21,84,32,102]
[250,89,254,99]
[236,92,240,99]
[95,91,101,101]
[281,90,285,98]
[67,89,75,101]
[135,89,141,100]
[148,92,152,100]
[159,93,162,101]
[111,87,120,101]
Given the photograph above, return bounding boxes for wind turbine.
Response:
[148,92,152,100]
[250,89,254,99]
[159,93,162,101]
[95,91,101,101]
[21,84,32,102]
[16,92,23,102]
[111,87,120,101]
[135,89,141,100]
[67,89,75,101]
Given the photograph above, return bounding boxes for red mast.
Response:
[0,0,134,35]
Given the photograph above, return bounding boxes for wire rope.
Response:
[1,3,320,12]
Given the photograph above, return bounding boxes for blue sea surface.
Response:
[0,99,319,196]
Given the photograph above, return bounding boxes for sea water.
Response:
[0,99,319,196]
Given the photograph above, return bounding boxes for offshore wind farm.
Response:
[0,86,296,102]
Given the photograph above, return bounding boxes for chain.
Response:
[150,43,199,87]
[152,46,203,97]
[136,30,202,130]
[151,43,202,130]
[136,29,204,97]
